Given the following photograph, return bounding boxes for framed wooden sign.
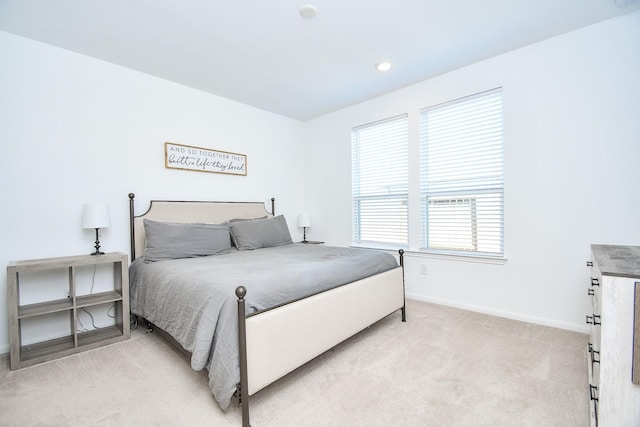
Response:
[164,142,247,176]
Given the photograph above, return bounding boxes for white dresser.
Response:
[588,244,640,427]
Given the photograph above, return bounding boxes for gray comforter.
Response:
[129,243,398,409]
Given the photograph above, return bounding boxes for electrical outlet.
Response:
[419,264,427,275]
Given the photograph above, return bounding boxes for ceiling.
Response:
[1,0,638,121]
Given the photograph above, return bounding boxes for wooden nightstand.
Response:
[6,252,130,370]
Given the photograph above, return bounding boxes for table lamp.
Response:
[82,204,111,255]
[297,213,311,243]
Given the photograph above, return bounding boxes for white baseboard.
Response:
[406,293,589,334]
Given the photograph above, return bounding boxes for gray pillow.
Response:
[227,216,268,246]
[143,219,231,262]
[228,216,268,223]
[229,215,293,250]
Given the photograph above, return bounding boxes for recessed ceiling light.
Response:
[376,62,392,72]
[300,5,317,19]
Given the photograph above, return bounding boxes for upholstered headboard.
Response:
[128,193,274,260]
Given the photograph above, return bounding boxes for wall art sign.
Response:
[164,142,247,176]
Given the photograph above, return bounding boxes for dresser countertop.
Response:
[592,244,640,279]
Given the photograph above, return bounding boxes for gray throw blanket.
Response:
[129,243,398,409]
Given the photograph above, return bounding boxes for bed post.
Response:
[129,193,136,260]
[236,286,251,427]
[399,249,406,322]
[271,197,275,215]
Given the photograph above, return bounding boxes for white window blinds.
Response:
[420,89,504,257]
[352,114,408,247]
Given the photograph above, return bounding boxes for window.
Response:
[420,89,504,257]
[350,89,504,259]
[352,114,408,247]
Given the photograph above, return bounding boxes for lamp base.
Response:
[91,228,105,255]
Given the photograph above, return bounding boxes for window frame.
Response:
[351,114,409,248]
[349,88,505,262]
[419,88,504,259]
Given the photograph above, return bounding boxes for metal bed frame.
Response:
[128,193,406,427]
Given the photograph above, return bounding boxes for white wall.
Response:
[1,10,639,354]
[304,11,640,331]
[0,31,306,352]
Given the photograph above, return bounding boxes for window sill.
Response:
[350,244,507,265]
[405,250,507,265]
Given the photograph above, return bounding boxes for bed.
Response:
[127,193,406,427]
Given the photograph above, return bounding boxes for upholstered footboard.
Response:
[236,253,405,427]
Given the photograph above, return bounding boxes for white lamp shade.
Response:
[297,213,311,228]
[82,204,111,229]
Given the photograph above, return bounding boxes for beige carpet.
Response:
[0,300,589,427]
